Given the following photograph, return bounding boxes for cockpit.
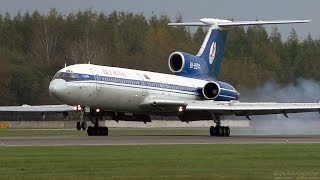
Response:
[53,71,80,82]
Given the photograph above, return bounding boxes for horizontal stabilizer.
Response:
[168,18,311,27]
[218,20,311,27]
[168,22,207,26]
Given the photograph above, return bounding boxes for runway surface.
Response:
[1,135,320,146]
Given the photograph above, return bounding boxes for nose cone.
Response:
[49,79,68,102]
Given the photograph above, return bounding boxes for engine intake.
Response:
[198,81,239,101]
[168,52,185,72]
[202,82,220,99]
[168,52,207,77]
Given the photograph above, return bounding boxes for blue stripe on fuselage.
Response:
[67,73,198,95]
[59,73,237,100]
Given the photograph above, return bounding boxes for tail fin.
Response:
[196,28,227,79]
[169,18,310,79]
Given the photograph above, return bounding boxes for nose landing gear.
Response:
[76,121,87,130]
[76,111,87,131]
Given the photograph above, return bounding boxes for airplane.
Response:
[1,18,320,136]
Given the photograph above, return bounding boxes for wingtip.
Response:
[293,20,311,23]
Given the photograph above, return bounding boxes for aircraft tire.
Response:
[226,126,230,137]
[76,121,81,130]
[221,126,226,136]
[87,126,108,136]
[81,121,87,131]
[98,128,104,136]
[209,126,215,136]
[94,127,100,136]
[215,126,221,136]
[104,127,109,136]
[87,126,93,136]
[95,128,99,136]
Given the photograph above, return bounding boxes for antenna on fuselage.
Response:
[64,63,66,67]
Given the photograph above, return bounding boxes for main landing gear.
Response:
[87,116,108,136]
[209,125,230,136]
[87,126,108,136]
[209,114,230,137]
[76,121,87,131]
[75,110,109,136]
[76,111,87,130]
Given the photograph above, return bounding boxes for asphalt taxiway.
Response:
[1,135,320,146]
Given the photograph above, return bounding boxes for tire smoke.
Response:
[239,78,320,135]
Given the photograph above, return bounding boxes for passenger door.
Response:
[90,68,102,91]
[138,74,147,96]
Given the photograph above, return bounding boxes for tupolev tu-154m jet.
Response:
[1,18,320,136]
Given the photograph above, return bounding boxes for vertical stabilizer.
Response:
[197,28,227,79]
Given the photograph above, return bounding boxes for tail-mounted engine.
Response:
[168,52,239,101]
[198,81,239,101]
[168,52,208,78]
[202,82,220,99]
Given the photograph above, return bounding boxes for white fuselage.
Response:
[49,64,212,114]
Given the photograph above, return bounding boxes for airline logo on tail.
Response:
[209,41,217,64]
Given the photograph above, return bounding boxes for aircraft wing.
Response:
[0,104,76,112]
[186,101,320,116]
[140,99,320,118]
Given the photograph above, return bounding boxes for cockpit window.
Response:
[53,72,62,80]
[53,72,80,82]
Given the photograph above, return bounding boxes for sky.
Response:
[0,0,319,40]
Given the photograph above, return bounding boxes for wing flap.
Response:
[140,98,186,108]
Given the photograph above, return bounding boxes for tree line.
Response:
[0,9,319,105]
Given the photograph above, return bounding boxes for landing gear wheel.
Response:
[210,126,215,136]
[87,126,93,136]
[81,121,87,131]
[92,126,98,136]
[87,126,109,136]
[104,127,109,136]
[215,126,221,136]
[226,126,230,137]
[221,126,226,136]
[210,126,230,137]
[97,127,103,136]
[76,121,81,130]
